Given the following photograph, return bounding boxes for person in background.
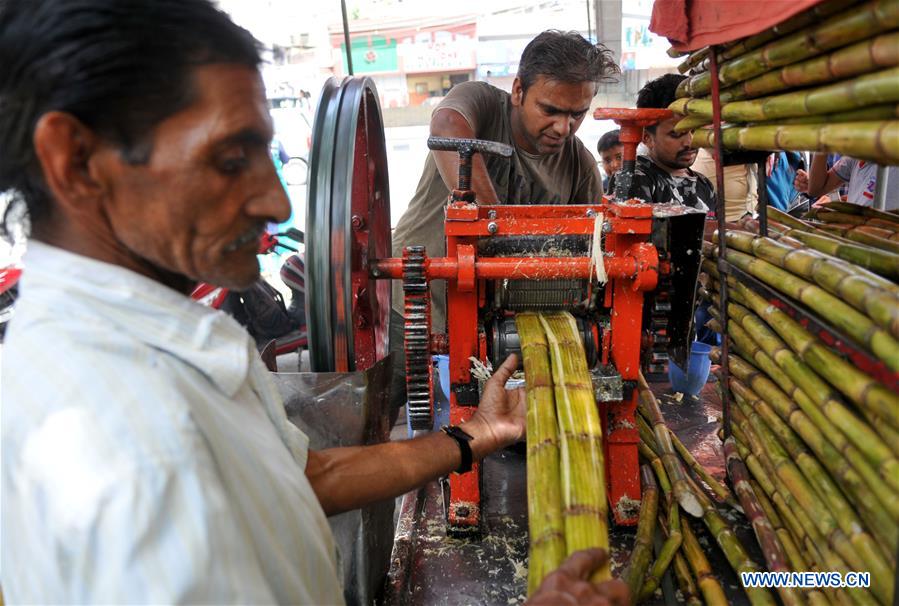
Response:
[800,153,899,210]
[596,129,623,192]
[764,151,805,212]
[389,30,619,419]
[691,148,757,221]
[607,73,717,215]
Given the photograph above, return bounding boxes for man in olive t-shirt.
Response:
[389,30,619,414]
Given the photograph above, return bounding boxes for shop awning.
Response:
[649,0,825,53]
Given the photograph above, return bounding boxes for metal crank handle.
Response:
[427,136,513,159]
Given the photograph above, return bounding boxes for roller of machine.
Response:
[306,77,706,535]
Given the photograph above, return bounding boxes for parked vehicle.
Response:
[0,263,22,341]
[191,229,306,357]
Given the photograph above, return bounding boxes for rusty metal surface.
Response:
[383,376,764,606]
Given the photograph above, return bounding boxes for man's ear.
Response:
[511,77,524,107]
[642,129,654,150]
[32,111,106,213]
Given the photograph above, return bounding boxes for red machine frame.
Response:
[375,198,660,531]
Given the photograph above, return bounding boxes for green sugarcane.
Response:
[672,65,899,124]
[671,552,702,606]
[622,465,658,599]
[638,496,682,602]
[731,377,895,585]
[725,286,899,494]
[726,231,899,339]
[724,437,804,606]
[735,397,893,605]
[807,208,899,231]
[690,120,899,166]
[675,0,899,98]
[732,402,880,606]
[771,103,899,125]
[823,201,899,224]
[539,312,610,581]
[719,246,899,371]
[679,515,729,605]
[748,478,813,572]
[724,323,899,545]
[517,312,566,594]
[747,229,899,328]
[766,207,899,280]
[721,31,899,102]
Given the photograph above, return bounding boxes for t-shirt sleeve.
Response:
[435,81,498,135]
[832,156,854,182]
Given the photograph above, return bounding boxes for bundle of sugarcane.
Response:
[701,230,898,605]
[516,311,609,592]
[667,0,899,165]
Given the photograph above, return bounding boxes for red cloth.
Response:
[650,0,824,53]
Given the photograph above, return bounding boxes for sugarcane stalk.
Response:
[767,220,899,282]
[731,376,895,587]
[842,228,899,254]
[732,403,879,606]
[690,120,899,166]
[719,245,899,371]
[725,288,899,495]
[671,552,702,606]
[638,500,682,602]
[769,103,899,125]
[675,0,899,98]
[679,516,728,605]
[636,371,703,517]
[734,396,893,605]
[724,437,804,606]
[807,208,899,231]
[720,31,899,102]
[726,275,899,435]
[622,465,658,599]
[853,225,899,242]
[517,312,566,593]
[673,62,899,121]
[748,477,812,573]
[723,231,899,339]
[723,322,899,546]
[539,312,609,581]
[822,201,899,224]
[667,425,742,512]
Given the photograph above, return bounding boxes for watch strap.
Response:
[441,425,474,474]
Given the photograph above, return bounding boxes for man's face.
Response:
[95,64,290,290]
[600,144,623,178]
[511,75,596,155]
[644,115,696,171]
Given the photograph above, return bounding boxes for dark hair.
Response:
[597,129,621,154]
[517,30,619,93]
[636,73,686,134]
[0,0,263,236]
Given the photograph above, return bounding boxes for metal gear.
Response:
[403,246,433,430]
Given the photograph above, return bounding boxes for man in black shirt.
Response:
[608,74,717,215]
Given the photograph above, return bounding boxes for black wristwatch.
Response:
[441,425,474,474]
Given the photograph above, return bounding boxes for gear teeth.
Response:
[403,246,433,429]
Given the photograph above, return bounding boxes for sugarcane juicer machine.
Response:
[305,77,705,535]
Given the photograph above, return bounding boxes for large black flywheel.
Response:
[305,77,391,372]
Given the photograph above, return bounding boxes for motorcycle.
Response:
[190,228,307,357]
[0,263,22,342]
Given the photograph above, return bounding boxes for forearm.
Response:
[431,108,501,204]
[306,419,496,516]
[807,153,841,198]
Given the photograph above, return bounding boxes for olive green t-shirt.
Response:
[391,81,603,331]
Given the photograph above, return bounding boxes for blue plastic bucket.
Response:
[668,341,713,396]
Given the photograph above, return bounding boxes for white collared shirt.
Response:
[1,241,344,605]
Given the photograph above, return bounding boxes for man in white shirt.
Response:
[0,1,628,604]
[804,153,899,209]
